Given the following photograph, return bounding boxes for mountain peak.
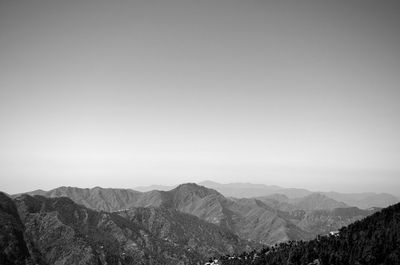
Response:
[172,183,220,197]
[294,193,348,211]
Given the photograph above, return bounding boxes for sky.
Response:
[1,0,400,195]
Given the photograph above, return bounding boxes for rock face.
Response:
[0,192,255,265]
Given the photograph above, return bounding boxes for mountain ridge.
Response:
[197,181,399,209]
[17,183,379,245]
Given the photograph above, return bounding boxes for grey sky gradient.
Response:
[1,0,400,195]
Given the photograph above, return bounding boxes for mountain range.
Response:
[2,182,397,264]
[135,181,398,209]
[18,183,385,244]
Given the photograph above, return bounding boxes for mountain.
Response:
[290,193,348,211]
[199,180,312,199]
[254,194,299,212]
[322,191,399,209]
[22,186,161,212]
[137,184,310,244]
[295,207,379,235]
[198,181,399,208]
[1,192,254,265]
[197,181,284,198]
[255,194,375,237]
[257,193,348,212]
[134,185,176,192]
[217,202,400,265]
[226,198,312,244]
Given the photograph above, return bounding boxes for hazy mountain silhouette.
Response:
[134,185,176,192]
[198,181,398,209]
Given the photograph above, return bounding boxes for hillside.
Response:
[216,202,400,265]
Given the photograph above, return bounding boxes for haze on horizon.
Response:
[1,0,400,195]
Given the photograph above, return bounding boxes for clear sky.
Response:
[1,0,400,195]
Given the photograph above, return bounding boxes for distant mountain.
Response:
[198,181,399,208]
[322,191,399,209]
[22,186,157,212]
[134,184,176,192]
[1,192,254,265]
[217,202,400,265]
[255,193,349,213]
[253,195,374,239]
[290,193,348,211]
[198,181,285,198]
[295,207,379,235]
